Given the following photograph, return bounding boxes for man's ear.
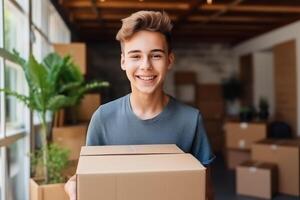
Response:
[120,53,126,71]
[167,52,175,70]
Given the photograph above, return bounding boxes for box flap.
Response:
[80,144,184,156]
[77,153,205,174]
[256,139,300,147]
[239,160,277,170]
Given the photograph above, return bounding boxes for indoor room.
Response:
[0,0,300,200]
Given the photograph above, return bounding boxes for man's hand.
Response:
[65,175,77,200]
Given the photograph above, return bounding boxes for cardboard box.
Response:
[76,144,206,200]
[30,179,68,200]
[52,124,87,160]
[252,139,300,196]
[236,161,278,199]
[77,94,101,122]
[225,122,267,150]
[53,43,86,74]
[226,149,251,170]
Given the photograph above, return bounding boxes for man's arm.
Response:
[206,167,214,200]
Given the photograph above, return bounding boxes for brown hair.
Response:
[116,10,173,52]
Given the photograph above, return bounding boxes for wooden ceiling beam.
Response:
[175,0,202,26]
[64,1,189,10]
[180,24,270,31]
[73,13,178,21]
[200,4,300,13]
[188,15,290,23]
[78,22,121,29]
[199,0,244,24]
[90,0,99,17]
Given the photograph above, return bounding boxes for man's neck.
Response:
[129,91,169,120]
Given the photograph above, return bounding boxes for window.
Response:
[1,0,29,200]
[49,4,70,43]
[0,1,71,200]
[4,0,28,134]
[0,149,3,199]
[31,0,70,124]
[5,60,26,135]
[7,139,26,200]
[4,0,28,57]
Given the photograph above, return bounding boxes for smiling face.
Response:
[121,30,174,95]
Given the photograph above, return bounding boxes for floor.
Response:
[211,154,299,200]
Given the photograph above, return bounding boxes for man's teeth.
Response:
[138,76,155,80]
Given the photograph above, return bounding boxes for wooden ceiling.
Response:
[52,0,300,44]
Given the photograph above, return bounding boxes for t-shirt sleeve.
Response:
[86,108,105,146]
[191,113,216,166]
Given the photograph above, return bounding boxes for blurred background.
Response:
[1,0,300,200]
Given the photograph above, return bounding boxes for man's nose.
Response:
[140,57,152,70]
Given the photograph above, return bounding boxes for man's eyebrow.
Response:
[127,50,141,54]
[127,49,166,54]
[151,49,165,53]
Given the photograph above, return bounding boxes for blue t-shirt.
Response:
[86,94,215,165]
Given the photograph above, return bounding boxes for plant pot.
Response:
[226,100,240,117]
[258,110,269,120]
[239,112,253,122]
[30,178,68,200]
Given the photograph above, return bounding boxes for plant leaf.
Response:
[0,88,30,108]
[47,95,73,111]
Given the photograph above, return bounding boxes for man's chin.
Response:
[134,86,159,95]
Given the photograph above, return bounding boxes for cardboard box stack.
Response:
[252,139,300,196]
[226,149,251,170]
[224,122,267,169]
[53,124,88,177]
[53,43,86,75]
[236,161,278,199]
[53,124,88,161]
[77,93,101,122]
[76,144,206,200]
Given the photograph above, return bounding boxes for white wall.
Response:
[253,51,274,116]
[233,20,300,136]
[165,43,236,97]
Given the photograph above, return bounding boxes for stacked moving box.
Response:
[224,122,267,169]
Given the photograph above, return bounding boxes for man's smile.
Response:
[136,75,157,81]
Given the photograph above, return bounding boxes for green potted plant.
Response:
[239,106,255,122]
[30,144,70,199]
[258,97,269,120]
[222,76,242,116]
[0,50,109,199]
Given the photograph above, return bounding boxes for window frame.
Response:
[0,0,71,199]
[0,0,30,200]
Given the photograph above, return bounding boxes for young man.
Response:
[65,10,215,200]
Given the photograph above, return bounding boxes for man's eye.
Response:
[152,54,162,59]
[130,55,141,59]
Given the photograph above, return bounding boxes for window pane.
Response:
[15,0,28,13]
[49,4,70,43]
[32,30,51,62]
[5,61,26,135]
[31,0,49,37]
[0,59,4,139]
[0,149,2,200]
[4,0,28,57]
[7,139,26,200]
